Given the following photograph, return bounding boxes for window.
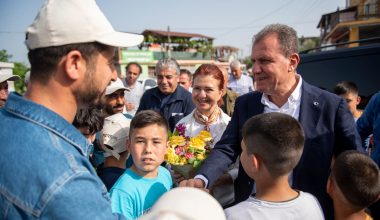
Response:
[364,0,370,16]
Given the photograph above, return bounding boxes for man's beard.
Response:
[73,62,106,108]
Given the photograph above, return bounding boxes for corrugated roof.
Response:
[142,29,214,40]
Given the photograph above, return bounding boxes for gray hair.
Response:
[155,58,180,75]
[253,24,299,57]
[230,60,241,69]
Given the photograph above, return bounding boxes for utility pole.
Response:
[167,26,171,59]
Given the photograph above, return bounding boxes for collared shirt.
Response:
[0,93,122,219]
[260,75,302,188]
[123,80,144,116]
[228,74,254,95]
[261,75,303,120]
[197,75,303,189]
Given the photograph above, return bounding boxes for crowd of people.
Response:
[0,0,379,219]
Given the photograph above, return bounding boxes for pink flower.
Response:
[175,146,185,155]
[185,152,194,159]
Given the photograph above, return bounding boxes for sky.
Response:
[0,0,347,65]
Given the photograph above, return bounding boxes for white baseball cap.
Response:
[105,78,129,96]
[101,113,131,160]
[138,188,227,220]
[25,0,144,50]
[0,70,20,83]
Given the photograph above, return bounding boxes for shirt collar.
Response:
[261,75,303,108]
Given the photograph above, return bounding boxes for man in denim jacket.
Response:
[0,0,143,219]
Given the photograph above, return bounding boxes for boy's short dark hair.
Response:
[333,81,359,96]
[28,42,111,84]
[130,110,169,138]
[332,150,380,208]
[73,107,105,135]
[242,112,305,177]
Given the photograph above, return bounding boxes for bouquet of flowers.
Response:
[165,123,213,179]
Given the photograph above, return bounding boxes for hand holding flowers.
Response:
[165,124,213,179]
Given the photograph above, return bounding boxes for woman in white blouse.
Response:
[175,64,230,146]
[174,64,235,207]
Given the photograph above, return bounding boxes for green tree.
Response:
[242,56,253,69]
[13,62,29,93]
[0,49,29,94]
[0,49,13,62]
[299,36,320,52]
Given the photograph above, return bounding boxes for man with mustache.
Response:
[138,58,195,131]
[96,78,133,190]
[103,78,130,117]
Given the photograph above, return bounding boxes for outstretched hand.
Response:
[179,178,209,193]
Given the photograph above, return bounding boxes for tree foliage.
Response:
[0,49,13,62]
[299,36,320,52]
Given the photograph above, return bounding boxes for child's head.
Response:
[101,113,131,160]
[328,150,380,211]
[333,81,361,116]
[241,112,305,179]
[128,110,169,177]
[73,107,104,143]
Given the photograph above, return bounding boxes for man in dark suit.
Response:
[180,24,362,219]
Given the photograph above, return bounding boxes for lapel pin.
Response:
[313,101,319,106]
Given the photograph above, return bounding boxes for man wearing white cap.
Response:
[91,78,132,180]
[103,78,130,117]
[0,70,20,108]
[91,78,133,169]
[0,0,143,219]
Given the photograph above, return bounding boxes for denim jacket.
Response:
[357,92,380,166]
[0,93,123,219]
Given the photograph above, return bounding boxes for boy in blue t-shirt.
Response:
[110,110,172,219]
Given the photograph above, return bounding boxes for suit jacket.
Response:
[221,89,239,117]
[197,80,362,219]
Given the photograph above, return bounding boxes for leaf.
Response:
[188,158,195,164]
[193,160,202,168]
[173,129,179,136]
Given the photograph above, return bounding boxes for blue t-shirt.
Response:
[110,166,172,219]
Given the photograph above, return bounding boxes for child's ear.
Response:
[326,175,334,194]
[252,154,260,172]
[356,95,361,105]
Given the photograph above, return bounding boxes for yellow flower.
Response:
[165,130,212,166]
[179,157,188,165]
[196,153,205,161]
[165,148,179,164]
[189,137,206,150]
[169,135,186,147]
[198,130,213,142]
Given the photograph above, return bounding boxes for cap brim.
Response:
[0,75,20,83]
[97,31,144,48]
[105,87,128,95]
